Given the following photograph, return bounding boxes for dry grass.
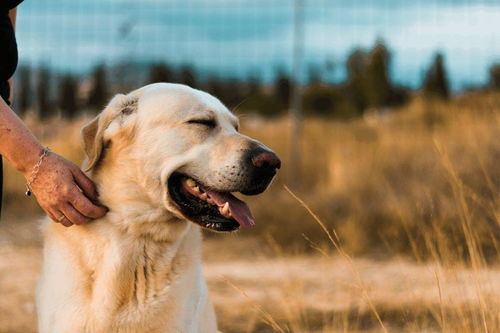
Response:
[239,93,500,260]
[1,92,499,332]
[1,218,499,333]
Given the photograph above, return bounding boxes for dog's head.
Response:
[82,83,280,232]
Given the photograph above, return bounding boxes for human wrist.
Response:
[24,147,51,196]
[17,143,46,177]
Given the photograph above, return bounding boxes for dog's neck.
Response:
[76,160,207,329]
[88,154,186,242]
[71,217,204,331]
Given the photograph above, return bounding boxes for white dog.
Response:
[36,83,280,333]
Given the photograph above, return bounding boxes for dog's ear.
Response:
[81,93,139,171]
[81,114,102,171]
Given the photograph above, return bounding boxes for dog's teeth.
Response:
[193,186,200,193]
[186,178,196,187]
[200,193,208,200]
[221,202,230,215]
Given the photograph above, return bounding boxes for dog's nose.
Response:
[251,150,281,170]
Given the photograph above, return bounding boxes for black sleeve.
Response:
[2,0,24,12]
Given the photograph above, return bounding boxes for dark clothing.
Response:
[0,0,23,218]
[1,0,22,102]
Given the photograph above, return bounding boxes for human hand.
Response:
[25,152,108,227]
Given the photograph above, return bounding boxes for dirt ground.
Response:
[1,217,499,333]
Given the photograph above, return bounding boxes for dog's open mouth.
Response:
[168,173,254,232]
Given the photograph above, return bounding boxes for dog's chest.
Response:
[123,242,190,306]
[85,231,204,331]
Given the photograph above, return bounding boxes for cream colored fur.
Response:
[36,83,268,333]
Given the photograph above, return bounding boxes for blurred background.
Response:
[1,0,499,332]
[10,0,500,117]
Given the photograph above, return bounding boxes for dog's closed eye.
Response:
[187,119,216,128]
[121,106,134,115]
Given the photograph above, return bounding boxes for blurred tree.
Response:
[345,48,368,114]
[303,84,336,116]
[37,66,54,120]
[178,66,197,88]
[16,66,31,116]
[488,63,500,90]
[241,92,281,116]
[245,73,261,96]
[223,78,245,110]
[346,49,367,80]
[343,41,407,116]
[148,63,173,84]
[236,73,281,115]
[202,75,244,110]
[423,52,450,99]
[274,69,291,111]
[206,76,225,100]
[59,75,78,118]
[87,64,108,111]
[364,39,393,108]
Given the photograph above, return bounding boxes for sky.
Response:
[15,0,500,91]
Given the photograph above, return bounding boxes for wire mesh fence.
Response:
[11,0,500,118]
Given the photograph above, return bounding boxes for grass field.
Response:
[1,92,499,332]
[1,218,499,332]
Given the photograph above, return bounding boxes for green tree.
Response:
[59,75,78,118]
[423,52,450,99]
[87,64,108,111]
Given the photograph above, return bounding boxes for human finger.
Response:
[71,167,99,201]
[67,185,107,219]
[60,203,91,225]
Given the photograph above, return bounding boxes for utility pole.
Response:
[289,0,304,187]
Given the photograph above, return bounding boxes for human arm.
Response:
[0,98,107,226]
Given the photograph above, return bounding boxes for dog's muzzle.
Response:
[240,147,281,195]
[166,147,280,232]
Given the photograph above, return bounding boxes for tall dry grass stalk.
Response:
[262,184,499,332]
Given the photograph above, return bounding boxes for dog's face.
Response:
[82,83,280,232]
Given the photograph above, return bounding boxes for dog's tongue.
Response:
[204,189,255,228]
